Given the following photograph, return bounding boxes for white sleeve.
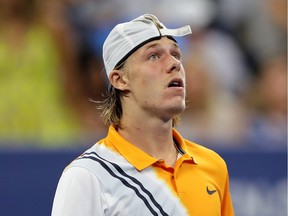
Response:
[51,166,104,216]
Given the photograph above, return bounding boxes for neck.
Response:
[118,113,178,167]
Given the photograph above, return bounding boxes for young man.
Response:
[52,14,234,216]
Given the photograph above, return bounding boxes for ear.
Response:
[109,69,129,91]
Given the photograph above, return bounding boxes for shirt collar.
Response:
[172,128,198,164]
[106,126,157,171]
[106,126,197,171]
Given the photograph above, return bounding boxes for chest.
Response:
[153,161,222,216]
[96,163,188,216]
[96,162,221,216]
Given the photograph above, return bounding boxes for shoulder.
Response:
[63,141,130,183]
[65,143,106,176]
[60,166,100,186]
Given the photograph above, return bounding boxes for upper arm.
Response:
[51,166,104,216]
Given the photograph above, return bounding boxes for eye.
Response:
[172,52,182,60]
[148,53,160,60]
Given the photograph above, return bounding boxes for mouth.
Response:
[167,78,184,88]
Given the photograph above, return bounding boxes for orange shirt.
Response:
[52,126,234,216]
[105,126,234,215]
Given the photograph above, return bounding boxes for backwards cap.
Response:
[103,14,192,77]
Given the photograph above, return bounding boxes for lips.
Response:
[168,78,184,88]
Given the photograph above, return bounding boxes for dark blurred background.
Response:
[0,0,286,215]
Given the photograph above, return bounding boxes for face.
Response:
[121,37,186,121]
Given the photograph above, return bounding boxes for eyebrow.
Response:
[144,41,180,51]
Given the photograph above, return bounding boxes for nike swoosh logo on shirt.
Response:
[206,186,217,195]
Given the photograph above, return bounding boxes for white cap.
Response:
[103,14,192,77]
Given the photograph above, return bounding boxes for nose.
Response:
[165,55,181,73]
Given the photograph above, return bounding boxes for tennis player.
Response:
[52,14,234,216]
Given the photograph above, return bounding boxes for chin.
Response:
[168,104,186,116]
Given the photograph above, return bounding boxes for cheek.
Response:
[130,77,150,98]
[132,73,155,89]
[133,79,160,102]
